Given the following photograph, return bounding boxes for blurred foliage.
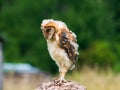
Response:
[80,41,117,66]
[0,0,120,73]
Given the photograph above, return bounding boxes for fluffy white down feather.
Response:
[41,19,68,30]
[47,40,74,71]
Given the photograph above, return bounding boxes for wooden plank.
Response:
[0,42,3,90]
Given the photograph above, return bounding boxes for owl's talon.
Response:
[54,77,67,85]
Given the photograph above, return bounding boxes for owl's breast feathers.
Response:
[58,30,79,64]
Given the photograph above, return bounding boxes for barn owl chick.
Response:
[41,19,79,84]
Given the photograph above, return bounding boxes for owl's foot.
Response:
[54,77,67,85]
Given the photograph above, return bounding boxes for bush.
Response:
[80,41,118,68]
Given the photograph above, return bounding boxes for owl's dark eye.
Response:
[46,28,51,32]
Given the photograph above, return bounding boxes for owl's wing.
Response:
[59,30,79,64]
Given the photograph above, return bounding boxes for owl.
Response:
[41,19,79,84]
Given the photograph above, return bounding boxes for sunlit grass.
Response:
[67,67,120,90]
[4,67,120,90]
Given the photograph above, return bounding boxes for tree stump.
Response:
[35,80,87,90]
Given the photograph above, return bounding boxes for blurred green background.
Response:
[0,0,120,73]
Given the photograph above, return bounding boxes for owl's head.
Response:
[41,19,68,40]
[41,19,57,40]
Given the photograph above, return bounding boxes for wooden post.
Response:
[0,42,3,90]
[0,36,5,90]
[35,80,87,90]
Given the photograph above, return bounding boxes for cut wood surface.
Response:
[35,80,87,90]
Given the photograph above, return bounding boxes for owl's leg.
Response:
[54,66,68,85]
[59,68,67,82]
